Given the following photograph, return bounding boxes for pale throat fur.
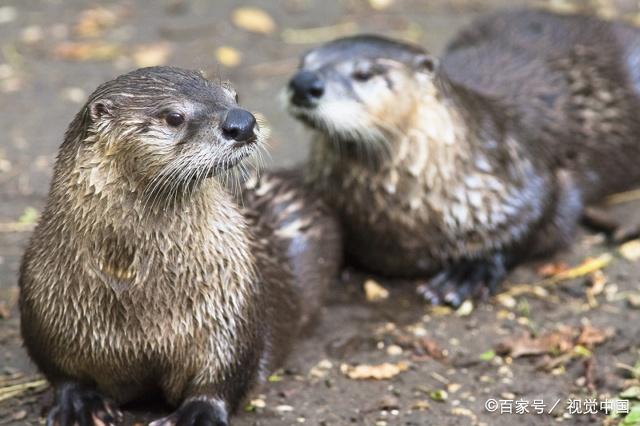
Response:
[306,72,550,260]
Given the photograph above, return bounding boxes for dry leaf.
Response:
[369,0,394,10]
[620,239,640,261]
[417,337,446,360]
[342,361,408,380]
[215,46,242,67]
[53,41,121,61]
[232,7,276,35]
[537,262,569,277]
[364,279,389,302]
[576,324,610,348]
[132,42,172,67]
[0,301,10,319]
[75,6,123,38]
[539,253,613,286]
[496,327,574,358]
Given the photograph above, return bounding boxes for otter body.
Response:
[20,67,340,425]
[286,10,640,305]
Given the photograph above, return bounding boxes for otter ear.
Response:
[89,99,114,123]
[412,54,438,75]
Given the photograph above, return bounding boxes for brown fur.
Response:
[19,67,341,424]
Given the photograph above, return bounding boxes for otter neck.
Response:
[48,147,257,295]
[308,72,487,190]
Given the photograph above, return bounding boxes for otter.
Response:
[285,9,640,306]
[19,66,341,425]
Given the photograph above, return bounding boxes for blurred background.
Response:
[2,1,640,425]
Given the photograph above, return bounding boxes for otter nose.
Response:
[289,71,324,107]
[221,108,256,143]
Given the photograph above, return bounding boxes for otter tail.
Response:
[242,169,342,327]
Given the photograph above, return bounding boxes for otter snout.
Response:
[289,71,325,107]
[221,108,257,145]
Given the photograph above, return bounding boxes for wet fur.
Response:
[295,11,640,292]
[19,67,341,424]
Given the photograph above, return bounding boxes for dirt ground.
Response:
[1,0,640,425]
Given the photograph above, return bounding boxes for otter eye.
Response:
[235,93,239,103]
[165,112,185,127]
[352,69,374,82]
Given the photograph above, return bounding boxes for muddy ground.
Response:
[1,0,640,425]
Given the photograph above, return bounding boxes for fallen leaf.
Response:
[18,207,38,224]
[412,400,430,410]
[0,301,10,319]
[364,279,389,302]
[74,6,123,38]
[417,337,446,360]
[479,349,495,361]
[132,42,172,67]
[369,0,394,10]
[232,7,276,35]
[429,389,448,402]
[53,41,122,61]
[341,362,408,380]
[496,327,574,358]
[576,324,611,348]
[620,239,640,261]
[536,253,613,286]
[537,262,569,277]
[215,46,242,67]
[620,404,640,426]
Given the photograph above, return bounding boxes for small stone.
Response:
[386,345,403,356]
[364,279,389,301]
[0,6,17,24]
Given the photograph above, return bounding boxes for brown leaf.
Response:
[0,300,10,319]
[417,337,446,360]
[53,41,121,61]
[537,262,569,277]
[576,324,610,348]
[341,362,409,380]
[496,327,575,358]
[74,6,126,38]
[232,7,276,35]
[132,42,172,68]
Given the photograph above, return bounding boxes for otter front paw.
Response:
[46,382,121,426]
[417,254,507,307]
[150,399,228,426]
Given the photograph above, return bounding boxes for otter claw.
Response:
[150,399,228,426]
[417,255,507,307]
[46,383,121,426]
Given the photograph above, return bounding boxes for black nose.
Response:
[221,108,256,143]
[289,71,324,107]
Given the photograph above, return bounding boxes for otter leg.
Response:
[149,398,228,426]
[416,254,508,307]
[46,382,121,426]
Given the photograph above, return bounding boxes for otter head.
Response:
[73,66,267,196]
[285,35,438,156]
